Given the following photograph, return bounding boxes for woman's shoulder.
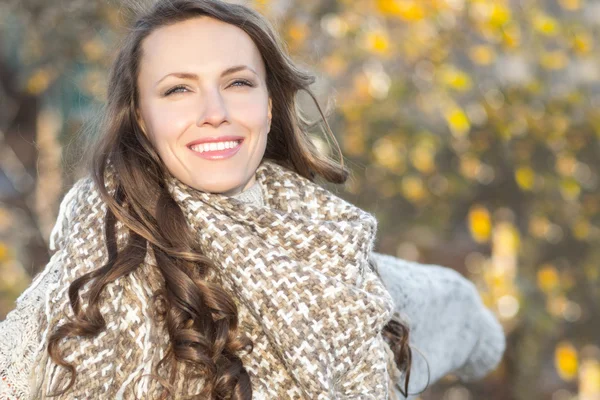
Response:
[49,174,102,252]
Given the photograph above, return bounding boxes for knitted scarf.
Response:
[28,159,397,399]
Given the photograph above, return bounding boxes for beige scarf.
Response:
[29,159,397,399]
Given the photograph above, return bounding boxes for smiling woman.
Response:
[135,17,273,196]
[0,0,505,399]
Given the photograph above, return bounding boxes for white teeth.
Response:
[190,140,241,153]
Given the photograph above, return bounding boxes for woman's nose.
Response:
[196,89,228,127]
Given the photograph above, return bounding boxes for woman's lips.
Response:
[188,139,243,160]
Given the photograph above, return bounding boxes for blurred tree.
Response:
[0,0,599,399]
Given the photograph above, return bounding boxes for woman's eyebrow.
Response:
[154,65,258,87]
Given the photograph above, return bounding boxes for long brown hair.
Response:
[47,0,420,398]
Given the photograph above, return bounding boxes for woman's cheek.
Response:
[230,97,269,126]
[151,105,192,140]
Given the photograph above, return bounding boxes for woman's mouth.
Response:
[188,139,244,160]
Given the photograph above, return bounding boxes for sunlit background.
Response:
[0,0,599,399]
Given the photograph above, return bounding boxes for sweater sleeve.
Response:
[371,252,506,399]
[0,183,79,400]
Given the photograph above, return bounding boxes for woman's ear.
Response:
[136,109,148,137]
[268,97,272,120]
[267,98,272,132]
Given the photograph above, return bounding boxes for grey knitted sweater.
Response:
[230,180,506,398]
[0,179,506,399]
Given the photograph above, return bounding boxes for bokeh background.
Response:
[0,0,599,399]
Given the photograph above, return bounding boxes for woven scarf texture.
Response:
[28,159,397,399]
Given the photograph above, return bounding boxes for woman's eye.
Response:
[231,79,254,88]
[164,85,188,96]
[164,80,253,96]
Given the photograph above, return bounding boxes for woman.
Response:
[0,0,506,399]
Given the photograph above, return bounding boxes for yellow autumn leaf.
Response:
[373,136,405,173]
[560,178,581,201]
[401,175,426,202]
[529,215,550,238]
[398,3,426,21]
[515,166,535,190]
[533,12,559,36]
[322,54,347,77]
[573,32,594,54]
[469,45,496,65]
[585,263,599,281]
[0,241,9,262]
[439,66,473,91]
[343,125,365,156]
[547,295,568,317]
[26,68,57,95]
[488,272,509,294]
[540,50,569,70]
[555,342,578,381]
[572,219,590,240]
[82,38,105,62]
[377,0,426,21]
[558,0,581,10]
[251,0,271,13]
[556,154,577,176]
[489,4,511,27]
[537,264,559,293]
[502,23,522,48]
[354,73,375,101]
[493,222,521,255]
[445,106,471,137]
[460,155,481,179]
[287,22,308,43]
[103,7,121,28]
[480,291,494,309]
[410,145,436,174]
[468,205,492,243]
[376,0,401,15]
[367,31,390,54]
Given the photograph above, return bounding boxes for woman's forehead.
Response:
[139,17,266,81]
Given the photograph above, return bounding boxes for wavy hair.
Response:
[46,0,421,398]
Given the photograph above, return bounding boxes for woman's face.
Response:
[136,16,272,195]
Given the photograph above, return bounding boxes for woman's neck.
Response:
[229,180,264,206]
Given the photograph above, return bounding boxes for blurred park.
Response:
[0,0,599,399]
